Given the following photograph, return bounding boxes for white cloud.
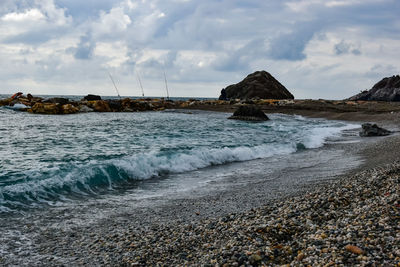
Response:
[1,9,45,22]
[93,7,132,37]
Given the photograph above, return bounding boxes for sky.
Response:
[0,0,399,99]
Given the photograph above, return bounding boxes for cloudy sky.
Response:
[0,0,399,99]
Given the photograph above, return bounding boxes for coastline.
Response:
[0,108,399,266]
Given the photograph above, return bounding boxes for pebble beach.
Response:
[52,162,399,266]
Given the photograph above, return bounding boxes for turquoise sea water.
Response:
[0,107,358,213]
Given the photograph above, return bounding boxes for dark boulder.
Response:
[359,123,391,137]
[348,75,400,101]
[106,99,123,112]
[83,94,102,101]
[228,105,269,121]
[43,97,70,105]
[220,70,294,100]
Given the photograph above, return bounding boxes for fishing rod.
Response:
[136,73,145,97]
[163,70,170,100]
[108,72,121,99]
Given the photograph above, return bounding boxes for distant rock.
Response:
[348,75,400,101]
[83,94,102,101]
[359,123,391,137]
[218,89,227,100]
[220,70,294,100]
[228,105,269,121]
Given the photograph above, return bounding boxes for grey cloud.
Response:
[55,0,115,21]
[72,34,96,60]
[334,40,361,55]
[268,26,316,61]
[213,39,267,72]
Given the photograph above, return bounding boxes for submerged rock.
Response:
[220,70,294,100]
[228,105,269,121]
[359,123,391,137]
[348,75,400,101]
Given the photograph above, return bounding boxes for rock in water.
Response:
[83,94,102,101]
[359,123,391,137]
[220,70,294,100]
[348,75,400,101]
[228,105,269,121]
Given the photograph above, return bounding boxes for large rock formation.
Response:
[220,71,294,100]
[348,75,400,101]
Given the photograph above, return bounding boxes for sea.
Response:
[0,95,368,263]
[0,96,362,214]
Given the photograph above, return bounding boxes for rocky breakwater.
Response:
[0,94,179,115]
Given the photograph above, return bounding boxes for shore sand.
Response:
[1,109,399,266]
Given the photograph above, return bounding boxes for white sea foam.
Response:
[302,124,359,148]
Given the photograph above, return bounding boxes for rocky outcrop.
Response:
[83,94,102,101]
[218,89,227,100]
[220,71,294,100]
[348,75,400,101]
[86,100,111,112]
[359,123,391,137]
[228,105,269,121]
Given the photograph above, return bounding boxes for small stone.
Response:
[249,254,262,264]
[345,245,363,255]
[296,252,305,261]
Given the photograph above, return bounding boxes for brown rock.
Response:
[29,103,60,114]
[61,104,79,114]
[86,100,111,112]
[0,98,12,106]
[345,245,363,255]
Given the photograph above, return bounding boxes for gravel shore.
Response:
[46,161,397,266]
[113,162,399,266]
[1,113,399,266]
